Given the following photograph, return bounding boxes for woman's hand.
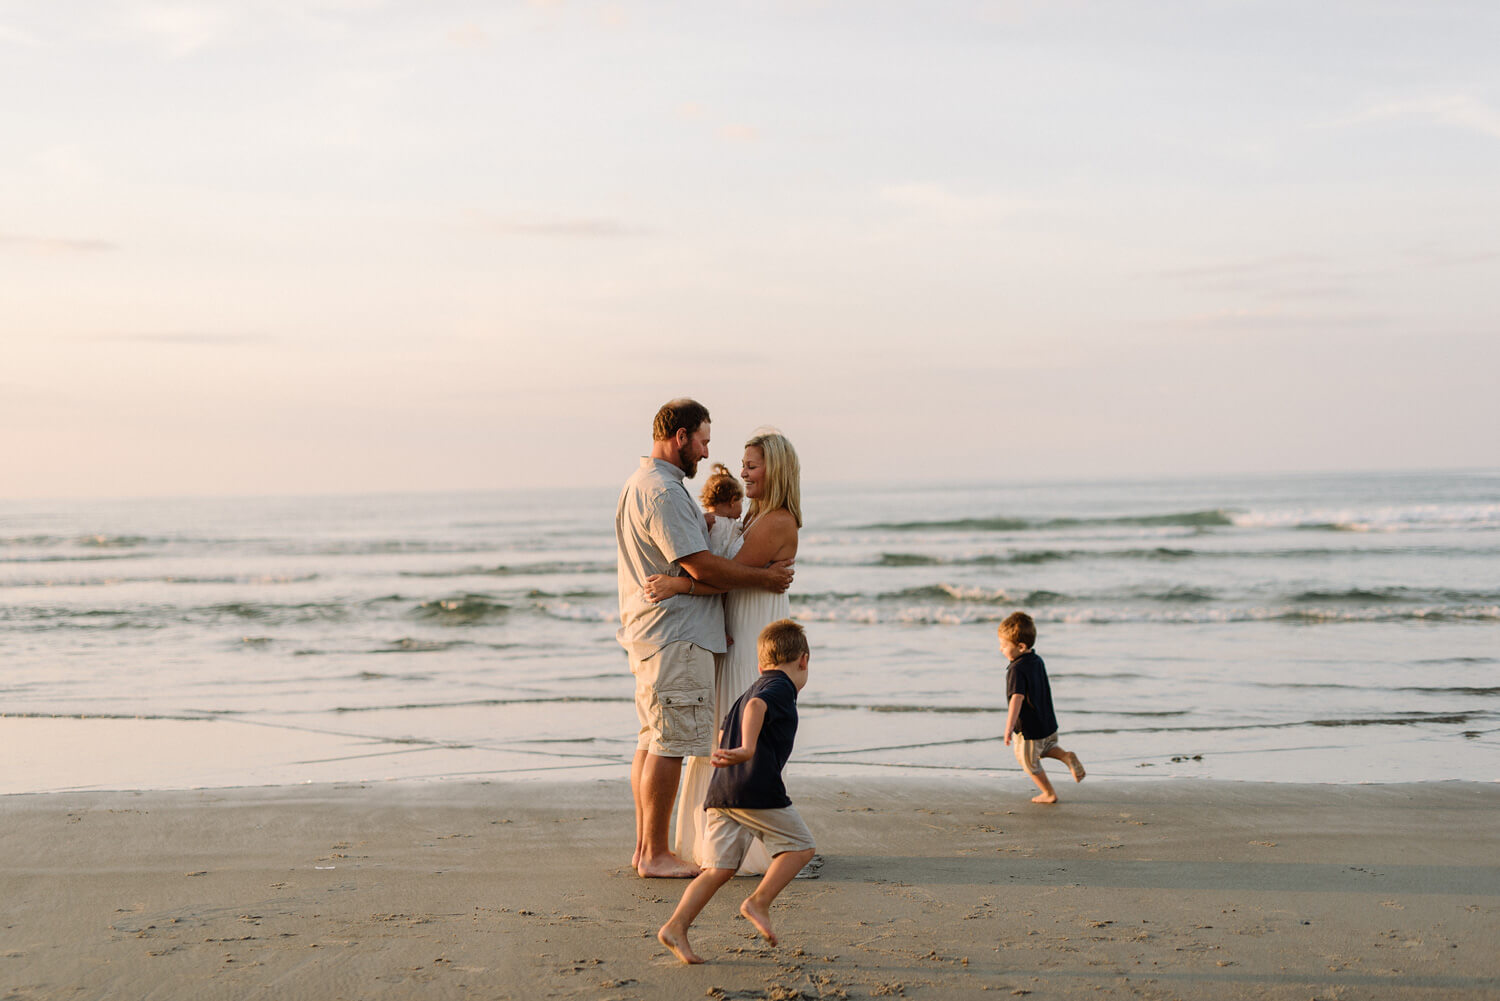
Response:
[643,573,692,604]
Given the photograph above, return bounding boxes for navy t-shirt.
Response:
[1005,650,1058,739]
[705,670,799,810]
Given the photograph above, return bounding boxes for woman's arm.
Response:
[732,509,798,570]
[648,511,798,601]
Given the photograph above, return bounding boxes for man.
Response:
[616,398,795,878]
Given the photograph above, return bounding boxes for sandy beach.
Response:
[3,777,1497,1000]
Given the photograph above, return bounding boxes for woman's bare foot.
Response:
[739,898,779,946]
[1031,792,1058,804]
[658,922,703,964]
[638,852,702,879]
[1066,753,1086,782]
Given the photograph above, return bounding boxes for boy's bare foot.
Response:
[740,897,779,946]
[1066,752,1086,782]
[638,853,701,879]
[658,922,704,964]
[1031,792,1058,804]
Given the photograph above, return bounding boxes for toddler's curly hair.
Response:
[699,463,744,509]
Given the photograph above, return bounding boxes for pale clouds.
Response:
[474,213,650,238]
[1154,256,1359,300]
[0,233,119,254]
[446,22,489,47]
[0,22,41,46]
[91,333,275,345]
[1344,94,1500,140]
[718,124,760,143]
[128,2,241,56]
[678,103,760,145]
[878,183,1035,225]
[1172,307,1389,332]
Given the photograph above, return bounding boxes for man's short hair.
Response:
[653,398,711,442]
[998,611,1037,648]
[758,618,809,668]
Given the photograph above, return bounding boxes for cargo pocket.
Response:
[654,688,711,755]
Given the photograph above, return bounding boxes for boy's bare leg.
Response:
[739,848,816,946]
[1025,765,1058,804]
[1043,744,1085,782]
[658,867,736,964]
[638,753,700,878]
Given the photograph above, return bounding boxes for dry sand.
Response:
[3,778,1498,1000]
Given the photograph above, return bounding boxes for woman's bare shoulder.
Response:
[748,507,799,537]
[760,507,799,527]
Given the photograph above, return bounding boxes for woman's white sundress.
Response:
[671,519,788,874]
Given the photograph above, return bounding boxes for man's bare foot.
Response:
[638,853,701,879]
[1031,792,1058,804]
[1066,753,1086,782]
[658,923,703,964]
[739,897,778,946]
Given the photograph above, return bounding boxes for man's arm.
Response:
[1003,693,1024,745]
[678,550,793,593]
[710,697,766,767]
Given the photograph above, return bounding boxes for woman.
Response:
[644,429,802,873]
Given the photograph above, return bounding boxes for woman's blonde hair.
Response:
[744,428,802,529]
[699,463,743,509]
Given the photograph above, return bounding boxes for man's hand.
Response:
[711,746,752,768]
[763,559,795,594]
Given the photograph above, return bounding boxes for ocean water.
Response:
[2,470,1497,792]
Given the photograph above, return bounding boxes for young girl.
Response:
[699,463,744,558]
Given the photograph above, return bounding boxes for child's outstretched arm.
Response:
[711,698,766,767]
[1003,693,1024,745]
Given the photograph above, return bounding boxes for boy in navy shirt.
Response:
[657,619,816,964]
[1001,611,1085,803]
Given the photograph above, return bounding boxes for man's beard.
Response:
[680,450,700,478]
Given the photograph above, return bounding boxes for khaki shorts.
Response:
[704,806,815,869]
[1013,730,1059,774]
[631,641,713,757]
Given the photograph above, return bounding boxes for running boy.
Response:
[657,619,816,964]
[1000,611,1085,804]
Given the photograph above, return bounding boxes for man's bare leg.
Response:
[631,748,647,870]
[739,848,815,946]
[657,866,735,963]
[1043,744,1085,783]
[1025,765,1058,804]
[638,752,699,878]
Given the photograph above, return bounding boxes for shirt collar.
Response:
[643,456,687,482]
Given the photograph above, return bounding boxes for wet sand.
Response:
[3,778,1498,1000]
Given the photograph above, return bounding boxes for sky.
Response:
[3,0,1498,499]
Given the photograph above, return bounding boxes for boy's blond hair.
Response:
[758,618,809,668]
[998,611,1037,648]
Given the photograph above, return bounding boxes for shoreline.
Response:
[6,714,1496,798]
[4,778,1498,1000]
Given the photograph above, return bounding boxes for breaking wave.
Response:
[862,509,1236,532]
